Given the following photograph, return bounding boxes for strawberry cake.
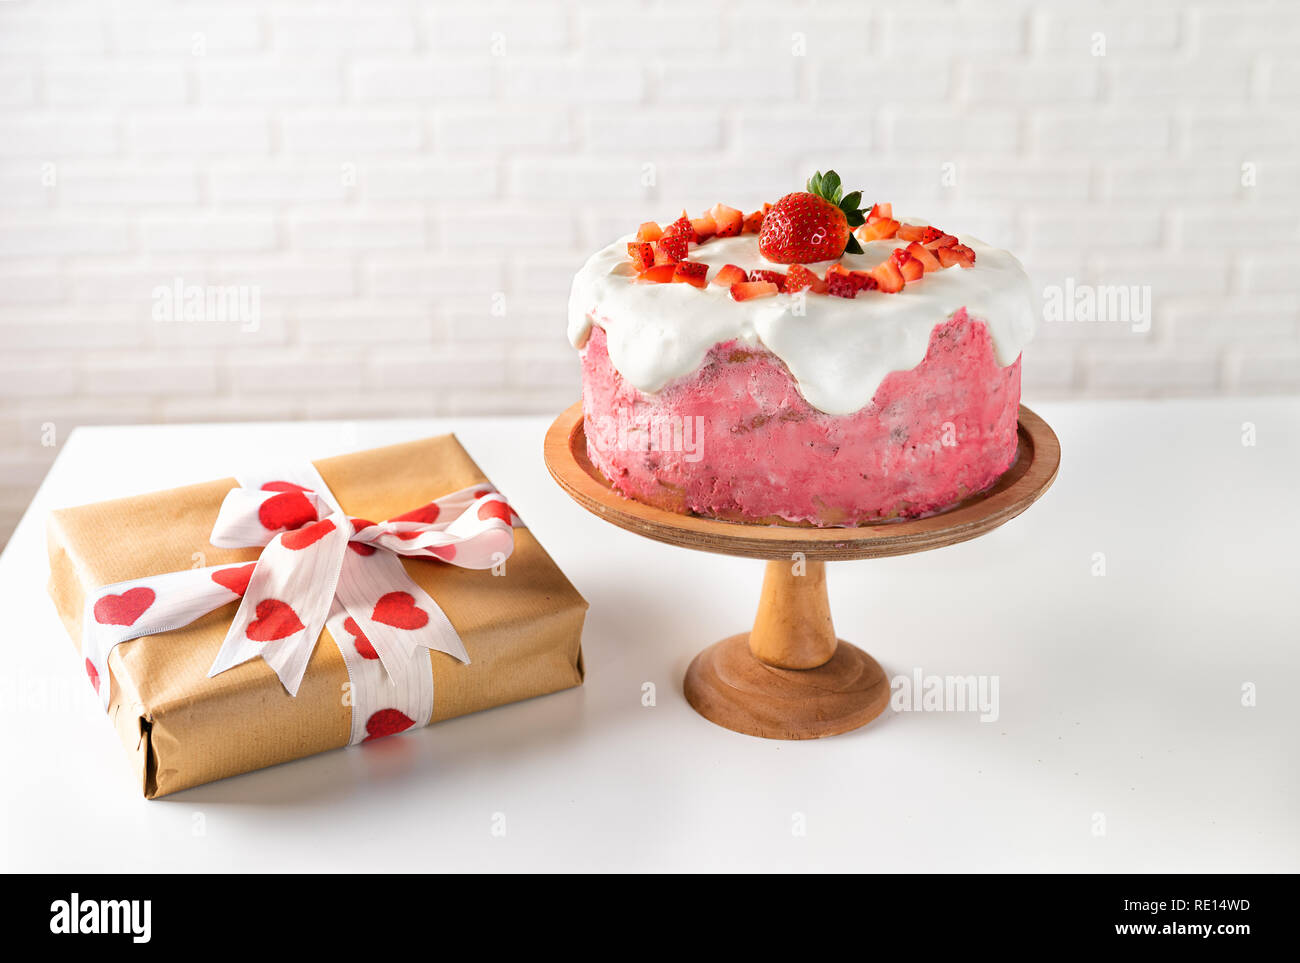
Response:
[568,171,1037,527]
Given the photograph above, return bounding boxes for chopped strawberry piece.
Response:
[663,214,694,241]
[637,221,663,242]
[827,270,878,298]
[896,223,929,242]
[730,280,780,301]
[742,210,765,233]
[869,258,905,293]
[859,218,900,241]
[783,264,819,292]
[919,226,944,244]
[636,264,677,283]
[654,234,689,264]
[925,232,958,251]
[826,272,860,299]
[937,244,976,269]
[627,241,655,272]
[866,202,893,222]
[672,261,709,287]
[691,213,717,241]
[851,271,878,291]
[711,204,743,238]
[906,241,942,273]
[712,263,747,287]
[891,248,925,282]
[748,269,787,291]
[790,263,830,293]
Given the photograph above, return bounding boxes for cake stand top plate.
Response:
[543,401,1060,562]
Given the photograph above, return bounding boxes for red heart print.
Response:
[262,480,310,493]
[473,489,491,498]
[477,500,512,524]
[391,502,440,525]
[281,518,336,551]
[245,598,305,642]
[93,586,155,627]
[258,491,317,532]
[395,531,421,541]
[211,563,256,597]
[363,708,415,742]
[85,658,100,693]
[372,591,428,630]
[347,518,377,556]
[426,544,456,561]
[344,617,378,660]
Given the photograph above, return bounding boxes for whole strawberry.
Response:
[758,170,867,264]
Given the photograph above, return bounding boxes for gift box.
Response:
[46,434,587,798]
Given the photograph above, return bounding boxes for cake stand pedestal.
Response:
[544,402,1060,740]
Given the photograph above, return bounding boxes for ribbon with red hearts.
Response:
[80,463,522,745]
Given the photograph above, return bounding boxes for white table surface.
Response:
[1,400,1297,873]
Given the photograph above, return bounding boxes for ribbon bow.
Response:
[81,462,519,719]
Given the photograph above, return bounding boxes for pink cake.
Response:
[568,175,1037,527]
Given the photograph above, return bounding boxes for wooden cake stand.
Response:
[544,402,1060,740]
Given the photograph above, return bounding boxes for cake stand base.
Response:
[685,634,889,740]
[684,557,891,739]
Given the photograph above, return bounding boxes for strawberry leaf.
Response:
[840,191,865,228]
[844,235,864,255]
[808,169,848,205]
[806,169,867,222]
[821,170,841,203]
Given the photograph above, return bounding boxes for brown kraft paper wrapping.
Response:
[45,435,587,799]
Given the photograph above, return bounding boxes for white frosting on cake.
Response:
[567,223,1037,415]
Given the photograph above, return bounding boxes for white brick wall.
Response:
[1,0,1299,546]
